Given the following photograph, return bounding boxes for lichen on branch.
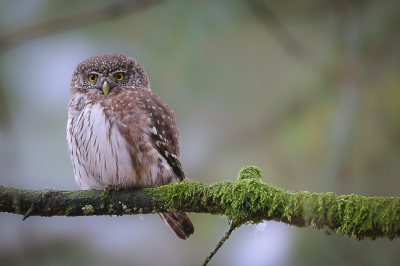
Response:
[1,166,399,240]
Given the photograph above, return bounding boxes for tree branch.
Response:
[0,0,164,54]
[1,166,399,241]
[244,0,307,61]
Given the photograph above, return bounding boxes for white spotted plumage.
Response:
[67,98,174,189]
[67,53,193,239]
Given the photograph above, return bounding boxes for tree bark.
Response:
[1,166,399,241]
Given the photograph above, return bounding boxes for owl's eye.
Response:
[88,74,98,82]
[115,73,124,81]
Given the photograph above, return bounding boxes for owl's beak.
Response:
[102,81,110,96]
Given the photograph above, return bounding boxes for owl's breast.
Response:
[68,102,138,189]
[67,94,173,190]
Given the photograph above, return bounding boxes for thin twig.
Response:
[202,226,236,266]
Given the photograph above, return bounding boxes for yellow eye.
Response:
[115,73,124,81]
[88,74,98,82]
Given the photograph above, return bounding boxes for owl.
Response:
[67,53,194,240]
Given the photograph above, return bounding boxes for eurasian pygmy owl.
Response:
[67,53,194,239]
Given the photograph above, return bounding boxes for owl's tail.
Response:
[159,212,194,240]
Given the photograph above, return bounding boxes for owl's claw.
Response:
[104,185,123,194]
[104,185,116,194]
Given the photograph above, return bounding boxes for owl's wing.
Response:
[137,89,185,181]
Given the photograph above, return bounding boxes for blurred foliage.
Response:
[0,0,399,265]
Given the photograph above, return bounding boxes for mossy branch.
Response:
[1,166,399,241]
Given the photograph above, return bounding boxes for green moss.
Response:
[149,177,276,226]
[102,191,111,202]
[147,165,400,240]
[65,206,76,216]
[238,166,263,181]
[168,207,178,213]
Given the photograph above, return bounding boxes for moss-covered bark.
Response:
[1,166,399,240]
[0,186,163,218]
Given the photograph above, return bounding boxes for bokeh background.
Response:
[1,0,400,265]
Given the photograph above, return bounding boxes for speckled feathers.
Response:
[67,54,194,239]
[68,53,183,188]
[70,53,150,93]
[67,53,193,239]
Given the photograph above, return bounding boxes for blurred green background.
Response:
[0,0,399,265]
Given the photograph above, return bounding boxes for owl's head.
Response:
[70,53,150,96]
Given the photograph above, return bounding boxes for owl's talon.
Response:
[104,185,116,193]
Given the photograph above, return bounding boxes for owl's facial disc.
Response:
[102,81,110,96]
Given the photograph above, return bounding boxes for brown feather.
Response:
[134,89,185,181]
[159,212,194,240]
[68,53,194,240]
